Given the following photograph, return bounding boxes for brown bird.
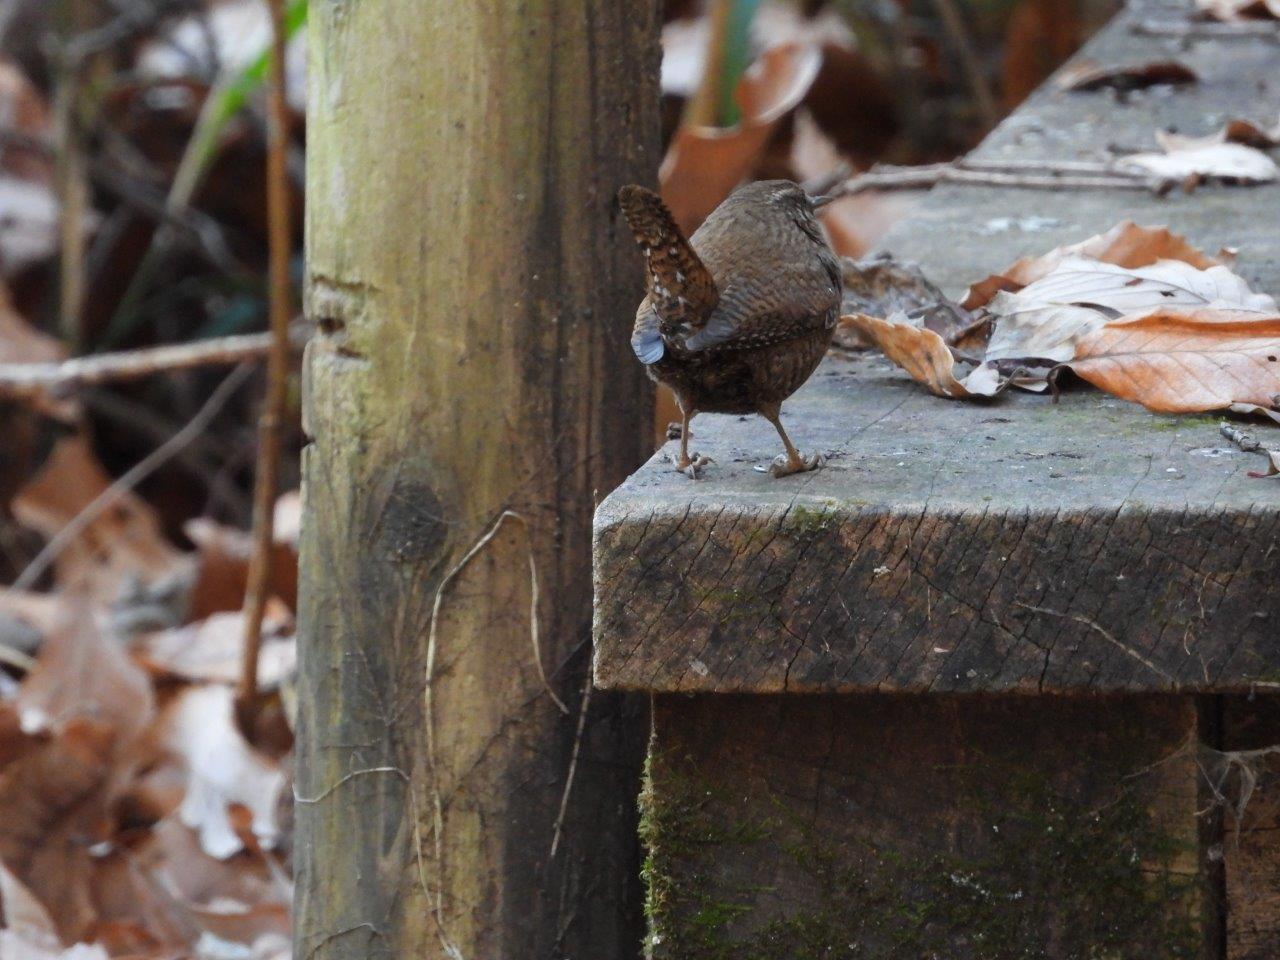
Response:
[618,180,842,478]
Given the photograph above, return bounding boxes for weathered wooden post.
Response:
[296,4,660,958]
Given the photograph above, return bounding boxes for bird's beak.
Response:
[809,194,837,210]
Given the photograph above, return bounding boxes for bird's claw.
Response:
[769,452,823,478]
[671,451,713,479]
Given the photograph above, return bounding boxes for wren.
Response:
[618,180,842,478]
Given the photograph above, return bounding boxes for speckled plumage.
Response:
[618,180,843,477]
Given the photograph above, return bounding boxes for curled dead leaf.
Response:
[840,313,1013,399]
[661,42,822,232]
[160,686,285,860]
[11,437,185,600]
[984,256,1276,364]
[1156,117,1280,152]
[1117,140,1278,184]
[1064,308,1280,414]
[1056,59,1198,92]
[961,221,1226,310]
[1195,0,1280,21]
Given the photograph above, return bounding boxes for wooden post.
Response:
[296,4,660,959]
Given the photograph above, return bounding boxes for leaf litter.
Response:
[851,222,1280,432]
[0,432,299,957]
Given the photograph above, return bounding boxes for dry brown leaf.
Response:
[1195,0,1280,21]
[839,254,974,347]
[1056,59,1197,92]
[1117,140,1278,183]
[184,499,299,620]
[0,718,116,942]
[1229,401,1280,424]
[11,437,184,598]
[841,313,1010,399]
[961,221,1225,310]
[984,256,1276,363]
[1065,309,1280,413]
[661,42,822,232]
[160,686,285,860]
[16,604,155,743]
[1157,118,1280,152]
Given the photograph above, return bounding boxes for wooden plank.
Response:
[593,349,1280,693]
[1220,696,1280,958]
[592,0,1280,696]
[643,693,1210,959]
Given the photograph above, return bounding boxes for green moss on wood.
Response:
[643,755,1201,960]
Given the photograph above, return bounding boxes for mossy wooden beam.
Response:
[592,0,1280,696]
[643,694,1210,960]
[296,3,660,958]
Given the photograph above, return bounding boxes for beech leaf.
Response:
[1064,308,1280,414]
[841,313,1009,398]
[985,256,1276,363]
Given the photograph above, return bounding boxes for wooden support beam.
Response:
[297,3,661,957]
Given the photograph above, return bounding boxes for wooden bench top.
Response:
[592,0,1280,695]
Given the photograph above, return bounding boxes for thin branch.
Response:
[825,158,1177,199]
[238,0,293,735]
[1132,18,1280,39]
[13,364,254,591]
[1015,602,1176,684]
[0,324,308,400]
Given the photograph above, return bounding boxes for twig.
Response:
[1132,19,1280,39]
[53,0,91,350]
[1015,602,1175,684]
[0,324,308,400]
[549,673,593,860]
[13,364,254,591]
[1220,421,1261,453]
[238,0,293,736]
[827,158,1176,199]
[927,0,999,128]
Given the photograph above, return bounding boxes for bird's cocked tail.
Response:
[617,185,719,362]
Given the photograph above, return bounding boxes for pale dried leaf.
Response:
[962,221,1224,309]
[841,313,1009,399]
[16,605,154,742]
[1117,141,1278,183]
[985,256,1276,363]
[1057,59,1197,92]
[141,607,294,688]
[1229,401,1280,424]
[0,861,59,948]
[161,686,285,860]
[1156,118,1280,152]
[1066,309,1280,413]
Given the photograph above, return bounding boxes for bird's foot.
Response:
[671,451,713,479]
[769,451,823,478]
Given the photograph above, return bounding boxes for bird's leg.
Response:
[669,403,712,479]
[760,404,822,477]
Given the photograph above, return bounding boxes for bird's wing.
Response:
[682,251,841,352]
[618,186,718,349]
